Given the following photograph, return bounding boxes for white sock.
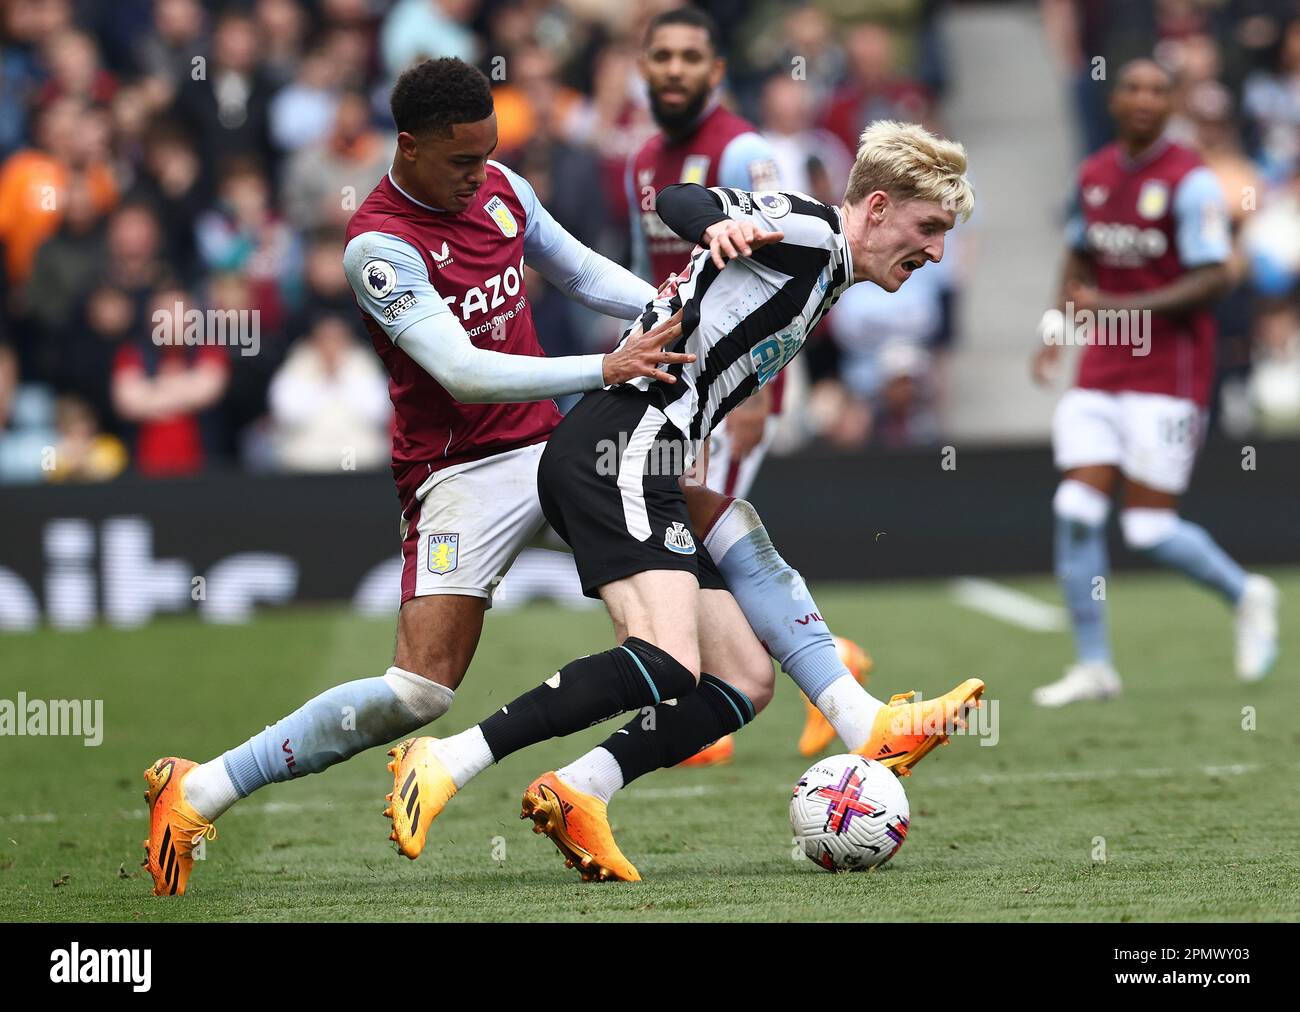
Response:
[813,674,885,752]
[183,758,241,822]
[431,726,495,789]
[557,747,624,805]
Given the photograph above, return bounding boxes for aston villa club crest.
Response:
[484,195,518,238]
[426,533,460,574]
[1083,184,1109,207]
[1137,179,1169,220]
[681,154,711,186]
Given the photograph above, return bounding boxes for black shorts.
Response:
[539,386,726,598]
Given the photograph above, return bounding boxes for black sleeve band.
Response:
[655,183,729,246]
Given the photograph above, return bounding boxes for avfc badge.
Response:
[681,155,711,186]
[484,195,518,238]
[426,533,460,574]
[1137,179,1169,221]
[363,259,398,298]
[664,522,696,555]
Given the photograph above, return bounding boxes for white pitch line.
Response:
[3,762,1292,825]
[950,577,1068,632]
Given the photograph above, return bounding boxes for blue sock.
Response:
[705,501,848,702]
[1131,517,1246,605]
[221,668,452,797]
[1055,513,1112,664]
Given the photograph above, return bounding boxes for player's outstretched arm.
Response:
[344,231,692,403]
[656,183,783,270]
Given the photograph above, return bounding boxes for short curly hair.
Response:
[390,57,494,137]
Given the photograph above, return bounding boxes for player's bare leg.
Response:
[531,587,773,881]
[1118,478,1276,681]
[144,596,471,894]
[1035,464,1124,707]
[420,569,703,866]
[383,595,487,857]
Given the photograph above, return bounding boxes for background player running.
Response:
[389,120,985,882]
[1031,59,1279,707]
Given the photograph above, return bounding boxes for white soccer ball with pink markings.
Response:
[790,754,910,872]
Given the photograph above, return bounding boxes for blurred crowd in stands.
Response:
[1,0,1298,484]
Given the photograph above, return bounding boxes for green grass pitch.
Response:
[1,570,1297,922]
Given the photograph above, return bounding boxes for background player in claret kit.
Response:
[391,120,986,883]
[1031,59,1279,708]
[630,5,871,767]
[137,57,695,897]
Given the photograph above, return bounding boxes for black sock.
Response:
[600,673,755,785]
[479,637,697,762]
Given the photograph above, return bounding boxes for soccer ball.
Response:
[790,754,910,872]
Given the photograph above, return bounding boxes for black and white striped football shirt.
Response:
[618,185,854,446]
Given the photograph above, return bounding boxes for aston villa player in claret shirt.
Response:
[1031,59,1279,708]
[136,56,694,898]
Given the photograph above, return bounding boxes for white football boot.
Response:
[1235,574,1279,682]
[1032,661,1122,707]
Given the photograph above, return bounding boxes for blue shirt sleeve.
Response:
[342,230,448,341]
[717,131,781,191]
[1172,166,1230,268]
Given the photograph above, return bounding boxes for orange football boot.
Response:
[520,772,641,882]
[676,733,735,768]
[798,636,874,757]
[856,677,985,776]
[384,737,458,859]
[141,757,216,897]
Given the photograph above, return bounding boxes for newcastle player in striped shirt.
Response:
[415,121,986,881]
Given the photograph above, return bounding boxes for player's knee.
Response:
[722,652,775,713]
[620,635,701,694]
[392,636,471,689]
[1053,479,1111,526]
[742,669,774,713]
[1120,508,1179,552]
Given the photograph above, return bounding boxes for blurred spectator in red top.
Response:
[820,23,932,154]
[112,285,230,476]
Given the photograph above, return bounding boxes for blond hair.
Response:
[844,120,974,221]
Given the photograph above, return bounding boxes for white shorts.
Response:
[704,414,779,499]
[399,441,548,606]
[1052,387,1205,495]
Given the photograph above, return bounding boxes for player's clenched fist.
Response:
[601,308,694,385]
[700,220,784,270]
